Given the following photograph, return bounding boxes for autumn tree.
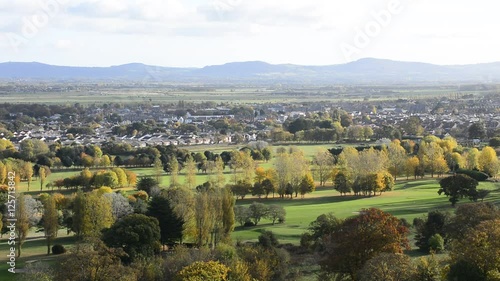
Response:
[478,146,499,177]
[464,148,480,170]
[42,194,59,255]
[184,155,197,189]
[387,140,407,180]
[22,161,34,191]
[39,165,46,191]
[313,149,334,186]
[449,219,500,280]
[112,167,128,187]
[72,191,114,238]
[318,208,410,280]
[16,193,30,257]
[175,260,229,281]
[358,253,415,281]
[438,174,479,206]
[169,156,180,188]
[125,170,137,187]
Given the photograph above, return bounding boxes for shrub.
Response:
[258,231,279,248]
[428,234,444,252]
[243,221,255,227]
[456,169,489,181]
[52,244,66,255]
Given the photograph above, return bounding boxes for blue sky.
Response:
[0,0,498,67]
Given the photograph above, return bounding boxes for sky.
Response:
[0,0,499,67]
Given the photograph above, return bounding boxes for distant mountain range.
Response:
[1,58,500,83]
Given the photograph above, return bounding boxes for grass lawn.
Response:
[232,179,500,244]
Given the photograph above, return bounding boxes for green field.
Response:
[232,179,500,244]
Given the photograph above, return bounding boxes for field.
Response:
[0,84,493,104]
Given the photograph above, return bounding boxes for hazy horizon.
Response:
[1,0,499,67]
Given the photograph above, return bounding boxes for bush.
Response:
[456,169,489,181]
[243,221,255,227]
[428,234,444,252]
[258,231,279,248]
[52,244,66,255]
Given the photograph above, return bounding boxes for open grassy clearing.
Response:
[232,179,500,245]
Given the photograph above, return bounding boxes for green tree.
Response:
[468,121,486,139]
[136,177,158,196]
[102,214,161,263]
[266,205,286,225]
[42,194,59,255]
[333,172,351,196]
[438,174,479,206]
[248,202,269,225]
[147,192,184,246]
[153,156,163,183]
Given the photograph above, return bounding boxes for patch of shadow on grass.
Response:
[236,195,364,207]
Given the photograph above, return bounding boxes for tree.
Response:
[153,156,163,183]
[438,174,479,206]
[103,192,133,221]
[72,191,114,238]
[42,194,59,255]
[102,214,161,263]
[262,147,272,162]
[478,146,499,177]
[16,193,30,257]
[312,149,334,186]
[266,205,286,225]
[405,156,420,180]
[449,219,500,280]
[214,156,225,188]
[234,205,250,226]
[333,172,351,195]
[184,155,197,189]
[318,208,410,280]
[125,170,137,187]
[248,202,269,225]
[22,161,33,191]
[414,210,450,252]
[446,202,500,239]
[39,166,46,191]
[147,192,184,246]
[175,260,229,281]
[169,156,180,188]
[136,177,158,196]
[387,140,407,181]
[81,168,92,189]
[468,121,487,139]
[358,253,415,281]
[230,180,252,200]
[401,116,424,136]
[112,167,128,187]
[55,238,135,281]
[299,173,315,198]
